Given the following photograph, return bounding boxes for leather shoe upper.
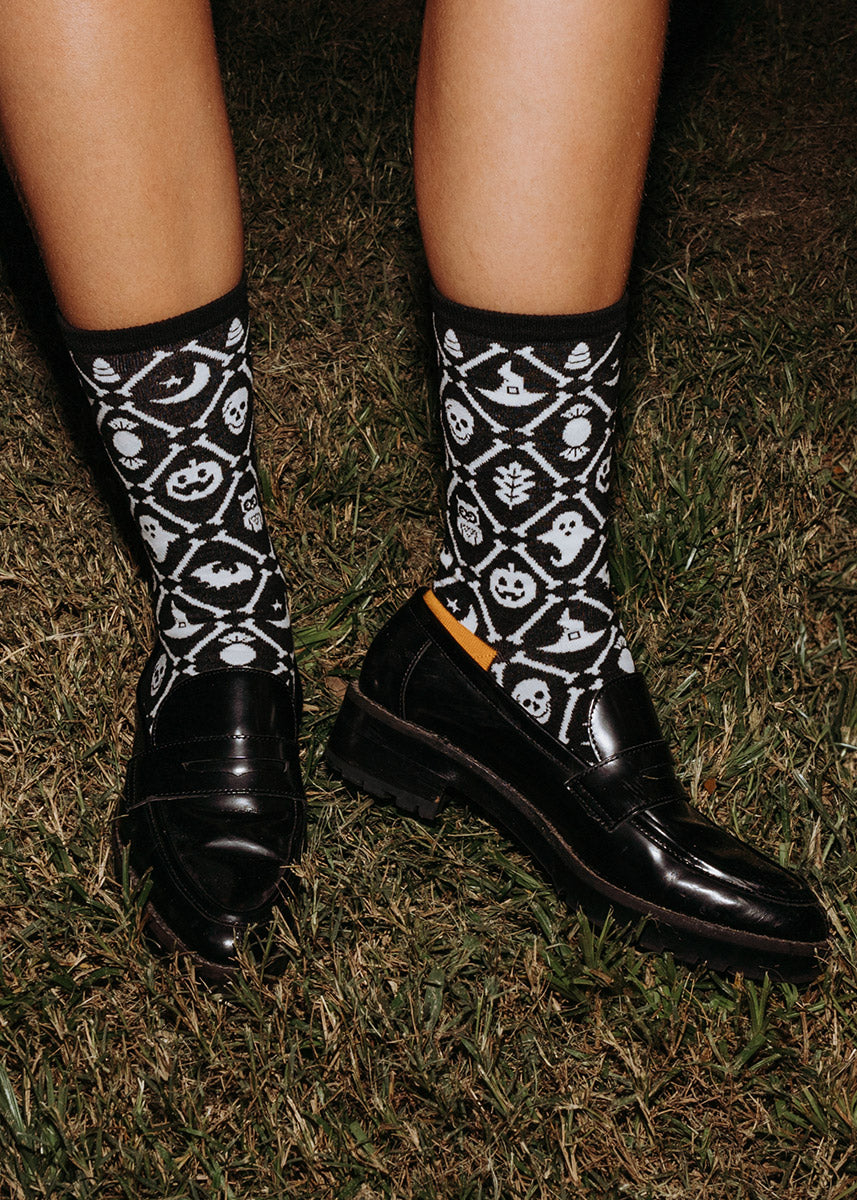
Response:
[120,668,305,972]
[356,591,827,952]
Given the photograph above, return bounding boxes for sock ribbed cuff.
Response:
[429,281,628,343]
[58,275,248,356]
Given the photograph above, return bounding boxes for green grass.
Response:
[0,0,855,1195]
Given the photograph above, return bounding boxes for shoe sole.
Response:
[326,682,826,984]
[111,821,241,984]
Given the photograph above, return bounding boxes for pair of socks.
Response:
[65,280,631,753]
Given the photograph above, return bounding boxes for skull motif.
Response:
[240,487,263,532]
[512,677,551,723]
[223,386,250,435]
[489,563,538,608]
[445,397,474,446]
[150,654,168,695]
[456,497,483,546]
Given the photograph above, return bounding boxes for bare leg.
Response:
[0,3,303,979]
[414,0,668,312]
[0,0,243,328]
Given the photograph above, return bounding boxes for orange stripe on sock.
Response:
[424,590,496,670]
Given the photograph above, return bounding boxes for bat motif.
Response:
[191,561,254,589]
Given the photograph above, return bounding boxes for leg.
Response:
[0,1,304,978]
[415,0,667,314]
[328,0,827,980]
[0,0,242,327]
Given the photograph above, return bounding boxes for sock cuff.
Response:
[58,275,249,356]
[429,281,628,343]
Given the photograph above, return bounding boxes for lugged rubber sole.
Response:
[326,682,827,984]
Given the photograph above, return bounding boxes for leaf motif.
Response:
[494,461,536,507]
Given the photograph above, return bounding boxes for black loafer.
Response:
[327,590,827,982]
[116,668,305,981]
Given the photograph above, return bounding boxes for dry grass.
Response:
[0,0,855,1196]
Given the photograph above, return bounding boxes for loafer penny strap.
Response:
[567,740,685,831]
[128,734,300,812]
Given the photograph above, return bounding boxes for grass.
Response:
[0,0,855,1195]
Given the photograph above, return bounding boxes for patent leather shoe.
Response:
[327,590,827,982]
[117,668,305,980]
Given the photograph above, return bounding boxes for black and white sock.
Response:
[62,279,296,730]
[430,285,635,752]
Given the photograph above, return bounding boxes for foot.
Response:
[327,590,828,982]
[117,667,305,980]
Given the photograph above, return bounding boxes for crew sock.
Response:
[430,284,635,751]
[61,279,295,730]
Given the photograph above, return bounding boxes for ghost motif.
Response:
[512,677,551,723]
[240,487,263,533]
[560,403,593,462]
[223,387,250,435]
[537,511,593,568]
[456,498,483,546]
[444,397,474,446]
[139,514,178,563]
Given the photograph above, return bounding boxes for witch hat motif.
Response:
[477,360,547,408]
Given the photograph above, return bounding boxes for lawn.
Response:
[0,0,855,1196]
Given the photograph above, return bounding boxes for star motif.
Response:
[161,375,184,389]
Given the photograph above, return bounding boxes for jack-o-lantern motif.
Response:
[456,497,483,546]
[165,458,223,502]
[512,677,551,723]
[489,562,538,608]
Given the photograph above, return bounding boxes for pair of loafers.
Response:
[121,590,828,982]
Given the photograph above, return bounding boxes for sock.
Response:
[430,284,635,751]
[61,279,296,729]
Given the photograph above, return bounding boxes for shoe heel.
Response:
[326,685,455,820]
